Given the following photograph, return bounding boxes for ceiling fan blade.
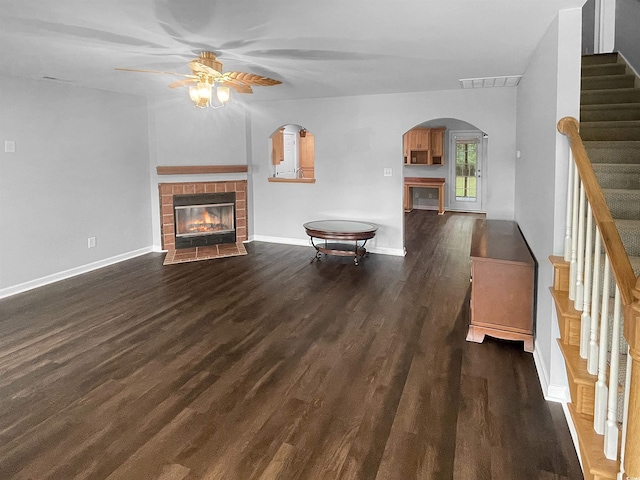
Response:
[225,71,282,87]
[168,78,197,89]
[115,67,196,78]
[219,79,253,94]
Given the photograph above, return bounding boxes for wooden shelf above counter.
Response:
[156,165,248,175]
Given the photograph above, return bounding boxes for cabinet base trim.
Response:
[466,325,534,352]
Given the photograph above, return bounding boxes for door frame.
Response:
[447,130,485,212]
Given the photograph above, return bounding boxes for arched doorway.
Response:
[402,118,486,246]
[402,118,486,213]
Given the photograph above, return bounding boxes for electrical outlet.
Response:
[428,193,434,199]
[88,237,97,248]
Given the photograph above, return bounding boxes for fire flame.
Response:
[186,210,220,233]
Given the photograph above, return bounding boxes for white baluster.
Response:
[569,163,580,301]
[604,287,622,460]
[588,230,602,375]
[617,347,632,480]
[580,204,593,359]
[594,255,611,434]
[575,182,586,311]
[565,158,575,262]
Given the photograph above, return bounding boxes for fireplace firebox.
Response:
[173,192,236,248]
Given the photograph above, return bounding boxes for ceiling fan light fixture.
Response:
[189,81,217,108]
[197,81,212,101]
[117,51,281,110]
[216,85,230,105]
[188,85,199,103]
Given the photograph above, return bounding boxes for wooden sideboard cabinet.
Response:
[466,219,535,352]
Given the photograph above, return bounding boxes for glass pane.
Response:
[455,141,478,201]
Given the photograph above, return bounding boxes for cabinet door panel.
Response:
[271,130,284,165]
[430,129,444,157]
[471,261,533,332]
[408,128,430,150]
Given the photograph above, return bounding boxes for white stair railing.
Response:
[580,204,593,359]
[575,182,587,309]
[559,116,638,479]
[565,170,630,462]
[560,117,634,473]
[588,230,602,375]
[594,256,611,436]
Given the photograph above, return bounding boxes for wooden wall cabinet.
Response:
[271,129,284,165]
[404,127,445,165]
[429,128,445,165]
[299,133,315,179]
[407,128,430,151]
[466,219,535,352]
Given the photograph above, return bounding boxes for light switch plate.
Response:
[4,140,16,153]
[383,168,392,177]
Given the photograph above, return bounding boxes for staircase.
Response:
[553,53,640,480]
[582,54,640,270]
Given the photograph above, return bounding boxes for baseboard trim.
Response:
[251,235,405,257]
[0,247,154,299]
[562,400,584,472]
[533,340,570,403]
[533,340,582,471]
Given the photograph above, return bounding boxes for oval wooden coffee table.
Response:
[303,220,378,265]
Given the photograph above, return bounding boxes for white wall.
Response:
[147,97,249,248]
[616,0,640,74]
[248,87,517,254]
[515,8,582,400]
[0,76,152,294]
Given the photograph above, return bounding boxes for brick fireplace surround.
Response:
[159,180,247,251]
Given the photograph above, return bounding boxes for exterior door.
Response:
[448,131,484,212]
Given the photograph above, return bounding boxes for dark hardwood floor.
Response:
[0,210,583,479]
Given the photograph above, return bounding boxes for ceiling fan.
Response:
[116,51,282,108]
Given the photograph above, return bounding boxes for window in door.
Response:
[455,139,478,202]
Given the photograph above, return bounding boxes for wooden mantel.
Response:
[156,165,248,175]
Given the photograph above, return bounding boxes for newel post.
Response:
[623,277,640,479]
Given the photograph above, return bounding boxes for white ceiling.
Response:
[0,0,585,103]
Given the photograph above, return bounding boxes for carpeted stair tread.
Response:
[613,220,640,256]
[584,141,640,164]
[582,52,620,66]
[591,218,640,258]
[630,254,640,276]
[581,103,640,122]
[592,163,640,189]
[603,188,640,219]
[580,120,640,141]
[582,74,636,90]
[581,88,640,106]
[582,63,628,77]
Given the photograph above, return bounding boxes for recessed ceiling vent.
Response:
[459,75,522,89]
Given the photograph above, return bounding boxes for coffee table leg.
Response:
[309,237,322,263]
